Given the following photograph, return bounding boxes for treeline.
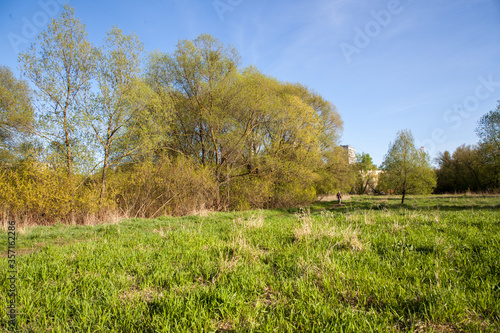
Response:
[2,7,498,225]
[382,105,500,196]
[0,6,351,225]
[434,103,500,193]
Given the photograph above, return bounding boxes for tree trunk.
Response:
[65,144,72,175]
[98,152,110,212]
[64,103,72,175]
[401,189,406,204]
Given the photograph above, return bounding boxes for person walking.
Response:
[336,191,342,205]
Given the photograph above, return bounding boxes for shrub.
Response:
[108,156,218,217]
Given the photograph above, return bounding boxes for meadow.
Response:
[1,195,499,332]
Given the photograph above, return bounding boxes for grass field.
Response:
[1,195,500,332]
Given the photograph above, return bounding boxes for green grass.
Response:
[1,195,500,332]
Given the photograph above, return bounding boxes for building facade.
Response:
[341,145,356,164]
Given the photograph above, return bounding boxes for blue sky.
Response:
[1,0,499,166]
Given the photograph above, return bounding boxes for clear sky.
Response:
[1,0,499,166]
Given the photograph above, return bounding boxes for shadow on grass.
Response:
[312,195,500,213]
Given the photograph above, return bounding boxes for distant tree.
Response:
[315,146,354,196]
[354,152,376,194]
[435,151,456,193]
[435,145,493,193]
[0,66,33,163]
[19,5,96,175]
[476,100,500,188]
[380,129,436,204]
[452,145,488,191]
[476,100,500,148]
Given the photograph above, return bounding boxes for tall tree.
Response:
[146,34,241,175]
[147,34,344,208]
[19,5,96,175]
[381,129,436,204]
[86,27,155,208]
[315,146,354,196]
[0,66,33,163]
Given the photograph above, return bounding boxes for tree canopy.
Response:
[19,5,96,175]
[353,152,377,194]
[476,100,500,187]
[0,66,33,162]
[380,129,436,203]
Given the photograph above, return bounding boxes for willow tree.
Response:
[381,129,436,204]
[146,35,244,174]
[19,5,96,175]
[147,34,343,208]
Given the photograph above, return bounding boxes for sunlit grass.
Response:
[1,195,499,332]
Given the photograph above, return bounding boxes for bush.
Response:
[108,156,218,217]
[0,160,108,225]
[227,175,273,210]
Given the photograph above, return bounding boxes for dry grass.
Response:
[362,210,376,225]
[231,231,265,262]
[119,285,164,304]
[293,212,313,241]
[214,319,234,332]
[191,204,213,217]
[316,193,354,202]
[392,219,405,233]
[152,227,170,238]
[244,212,265,229]
[0,208,127,229]
[294,210,367,251]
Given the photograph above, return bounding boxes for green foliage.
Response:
[435,144,496,193]
[146,34,343,209]
[434,100,500,194]
[314,146,355,196]
[435,101,500,193]
[380,130,437,203]
[6,7,346,221]
[1,196,499,331]
[108,156,218,217]
[18,5,97,175]
[0,66,34,163]
[476,100,500,148]
[0,160,109,224]
[476,100,500,188]
[86,27,154,208]
[353,152,377,194]
[228,175,272,210]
